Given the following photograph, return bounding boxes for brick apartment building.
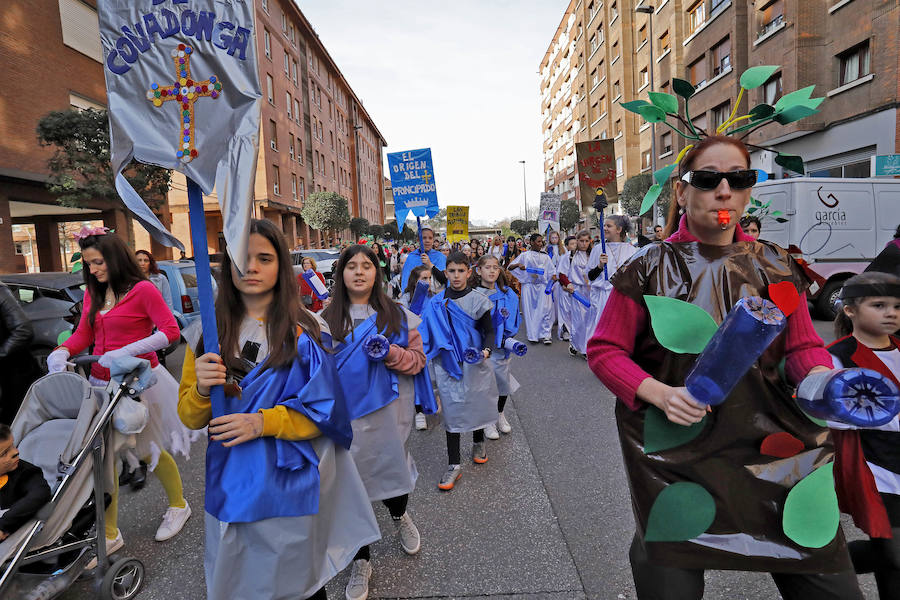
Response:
[540,0,899,214]
[0,0,386,274]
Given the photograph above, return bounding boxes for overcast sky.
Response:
[299,1,569,225]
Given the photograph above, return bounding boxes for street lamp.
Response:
[519,160,527,220]
[635,3,658,227]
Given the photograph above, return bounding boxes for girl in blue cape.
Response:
[322,245,437,600]
[420,252,499,491]
[472,254,522,440]
[177,220,379,600]
[400,264,438,431]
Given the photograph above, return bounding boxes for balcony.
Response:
[758,14,784,38]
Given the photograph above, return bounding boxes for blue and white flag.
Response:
[387,148,440,230]
[99,0,261,269]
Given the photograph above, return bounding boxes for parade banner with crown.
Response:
[99,0,262,268]
[387,148,440,232]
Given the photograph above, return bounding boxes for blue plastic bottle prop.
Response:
[572,291,591,308]
[544,279,556,295]
[795,368,900,427]
[525,267,545,275]
[685,296,786,406]
[408,280,431,315]
[503,338,528,356]
[364,334,390,361]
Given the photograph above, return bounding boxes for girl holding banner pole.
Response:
[587,216,637,335]
[177,220,379,600]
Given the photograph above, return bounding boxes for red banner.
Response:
[575,140,618,210]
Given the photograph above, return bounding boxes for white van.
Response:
[751,178,900,319]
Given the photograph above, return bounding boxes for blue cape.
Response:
[205,332,350,523]
[419,291,484,380]
[400,249,446,290]
[334,314,437,418]
[486,287,521,350]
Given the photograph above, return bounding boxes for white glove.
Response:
[47,348,71,373]
[98,331,171,368]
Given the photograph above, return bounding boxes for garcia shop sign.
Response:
[815,186,846,224]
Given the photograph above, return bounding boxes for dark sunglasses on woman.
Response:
[680,169,758,191]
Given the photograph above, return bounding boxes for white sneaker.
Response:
[345,559,372,600]
[483,423,500,439]
[85,529,124,570]
[155,501,191,541]
[395,512,421,555]
[497,412,512,434]
[414,412,427,430]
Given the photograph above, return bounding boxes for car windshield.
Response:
[179,265,198,289]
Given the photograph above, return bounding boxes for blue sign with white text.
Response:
[387,147,440,230]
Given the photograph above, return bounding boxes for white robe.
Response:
[559,250,592,354]
[555,253,574,340]
[587,242,638,335]
[509,250,555,341]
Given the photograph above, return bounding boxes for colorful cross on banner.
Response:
[146,43,222,164]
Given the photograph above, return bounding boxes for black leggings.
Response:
[628,532,863,600]
[446,430,484,465]
[498,395,508,412]
[848,493,900,600]
[308,587,326,600]
[353,494,409,561]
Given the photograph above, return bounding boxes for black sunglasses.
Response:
[680,169,757,191]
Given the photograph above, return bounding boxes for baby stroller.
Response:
[0,355,153,599]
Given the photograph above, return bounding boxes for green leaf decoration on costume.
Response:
[747,206,758,214]
[775,217,789,223]
[645,482,716,542]
[773,85,821,111]
[672,78,695,99]
[653,163,677,186]
[637,104,668,123]
[740,65,780,90]
[783,463,840,548]
[644,405,707,453]
[648,92,679,114]
[639,184,663,216]
[71,261,83,273]
[621,100,650,114]
[56,329,72,346]
[775,153,805,175]
[773,105,819,125]
[71,252,81,262]
[749,103,776,120]
[643,295,719,354]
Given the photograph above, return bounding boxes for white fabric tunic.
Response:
[559,250,592,354]
[509,250,555,341]
[555,252,573,341]
[586,241,638,335]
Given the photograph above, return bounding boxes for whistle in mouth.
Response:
[717,209,731,229]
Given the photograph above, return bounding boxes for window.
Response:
[292,60,298,84]
[591,101,600,121]
[272,165,280,195]
[331,161,336,179]
[839,41,870,86]
[295,99,302,124]
[638,24,648,46]
[688,1,706,34]
[642,150,652,170]
[590,33,598,53]
[289,25,295,45]
[688,56,707,87]
[284,51,290,75]
[588,1,596,20]
[711,101,731,129]
[611,1,619,21]
[69,93,105,111]
[660,131,673,154]
[261,0,268,13]
[614,119,622,136]
[330,131,334,150]
[299,178,305,200]
[659,30,670,54]
[712,36,731,76]
[297,136,303,164]
[58,0,101,62]
[612,40,620,62]
[266,74,274,104]
[600,130,608,139]
[289,135,295,160]
[598,59,606,81]
[599,95,608,114]
[291,174,298,199]
[639,67,649,88]
[759,0,784,36]
[613,80,621,98]
[692,112,709,133]
[615,156,624,176]
[281,12,287,33]
[264,30,271,59]
[763,72,783,104]
[591,68,599,87]
[269,120,278,150]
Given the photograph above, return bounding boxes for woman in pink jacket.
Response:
[47,227,193,561]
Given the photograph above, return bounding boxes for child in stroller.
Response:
[0,423,51,541]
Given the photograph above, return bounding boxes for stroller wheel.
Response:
[100,557,145,600]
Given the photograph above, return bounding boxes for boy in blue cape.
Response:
[419,252,499,491]
[400,227,447,290]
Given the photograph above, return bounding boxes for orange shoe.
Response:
[438,465,462,490]
[473,442,488,464]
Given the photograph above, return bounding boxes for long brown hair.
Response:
[134,249,161,275]
[404,265,430,298]
[78,233,146,326]
[213,219,321,372]
[833,272,900,339]
[664,135,753,238]
[322,244,404,343]
[470,255,509,292]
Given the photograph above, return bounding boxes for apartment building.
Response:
[0,0,386,273]
[540,0,899,211]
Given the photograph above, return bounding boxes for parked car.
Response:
[0,272,84,370]
[290,249,340,287]
[157,260,218,325]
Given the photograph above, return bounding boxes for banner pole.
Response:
[416,216,424,253]
[187,178,225,411]
[598,208,609,281]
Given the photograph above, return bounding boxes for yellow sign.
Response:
[446,205,469,243]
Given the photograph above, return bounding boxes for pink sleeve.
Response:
[138,281,180,343]
[783,293,833,383]
[62,293,94,355]
[586,289,653,410]
[384,328,427,376]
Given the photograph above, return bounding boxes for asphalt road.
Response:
[61,319,879,599]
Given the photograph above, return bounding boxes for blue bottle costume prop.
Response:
[332,309,436,502]
[479,286,523,396]
[420,290,499,433]
[203,324,380,600]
